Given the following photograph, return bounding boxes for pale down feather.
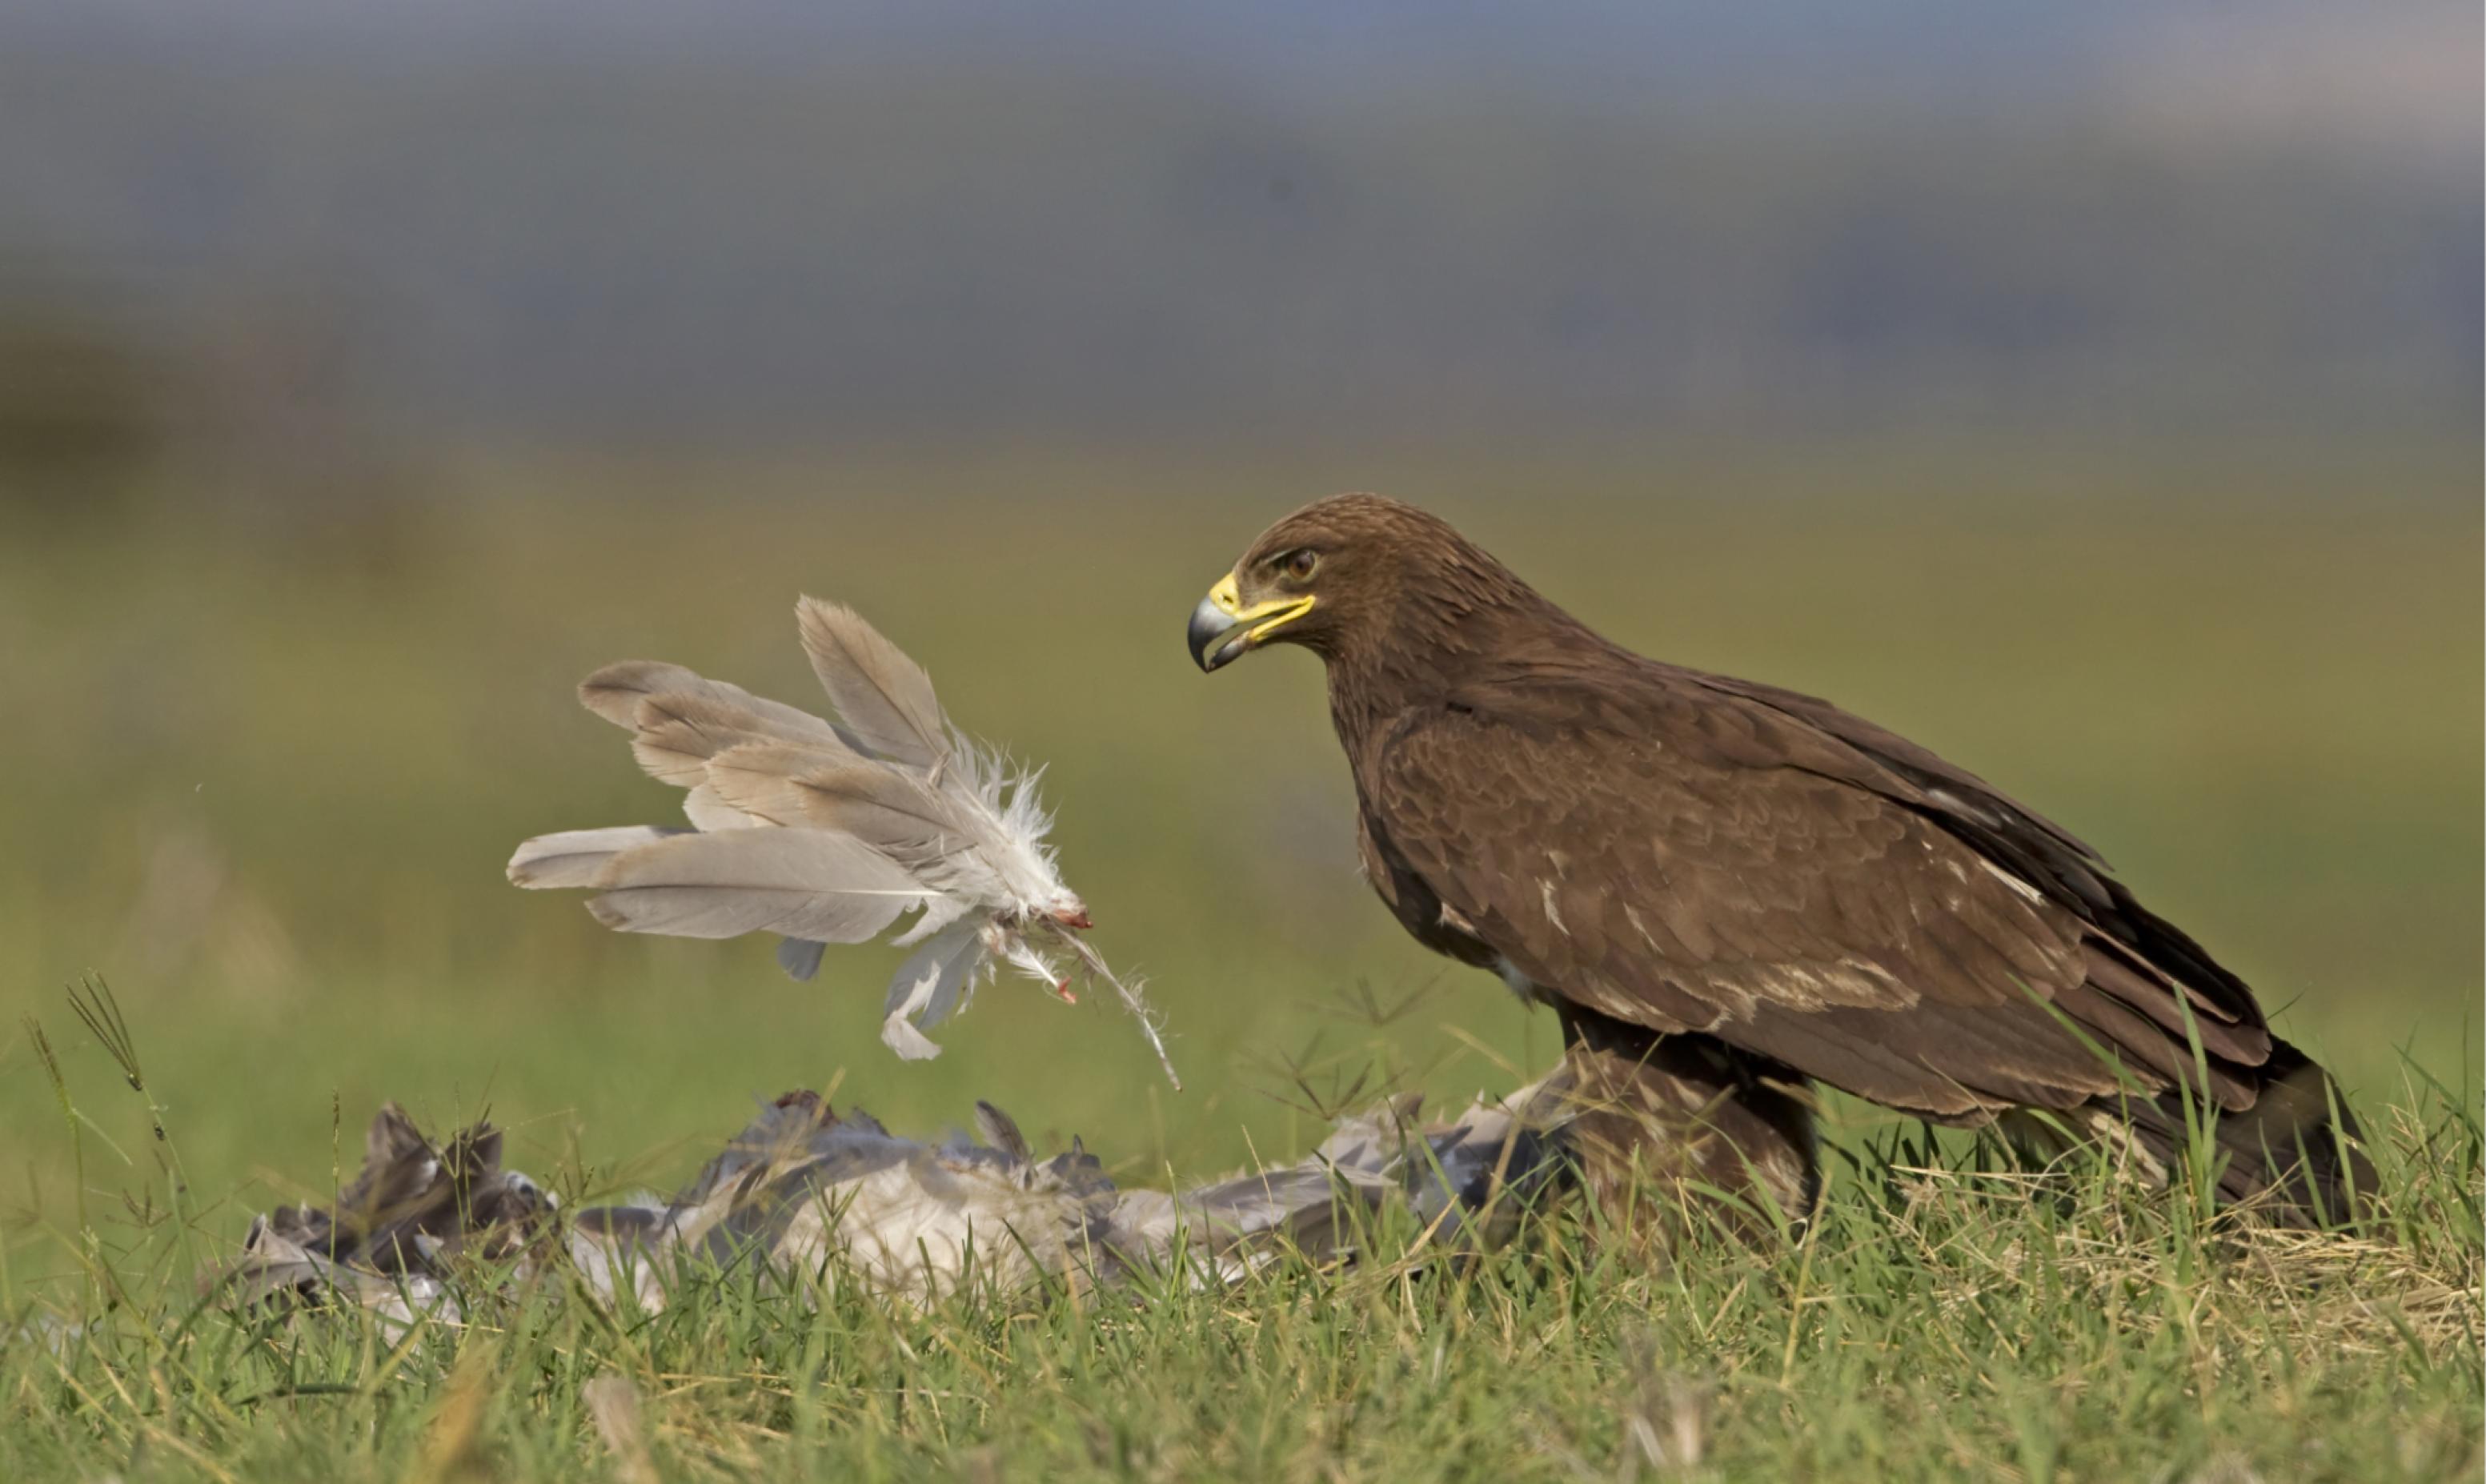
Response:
[508,597,1177,1084]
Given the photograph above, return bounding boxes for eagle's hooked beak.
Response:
[1189,572,1315,672]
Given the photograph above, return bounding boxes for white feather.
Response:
[507,826,687,888]
[889,891,974,949]
[513,598,1170,1081]
[682,783,763,832]
[881,923,987,1058]
[587,829,928,943]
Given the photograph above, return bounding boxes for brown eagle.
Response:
[1188,494,2368,1225]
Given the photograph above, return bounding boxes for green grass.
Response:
[2,1064,2476,1482]
[0,437,2479,1478]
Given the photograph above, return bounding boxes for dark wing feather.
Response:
[1365,669,2263,1121]
[1680,665,2263,1029]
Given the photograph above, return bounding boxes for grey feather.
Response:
[628,690,854,788]
[777,938,826,981]
[515,598,1164,1077]
[700,743,872,831]
[881,923,982,1057]
[796,598,952,772]
[587,829,929,943]
[885,922,981,1019]
[507,827,689,888]
[581,661,841,743]
[578,660,708,728]
[707,748,1010,906]
[778,760,973,858]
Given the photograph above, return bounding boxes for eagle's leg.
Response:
[1548,1001,1820,1241]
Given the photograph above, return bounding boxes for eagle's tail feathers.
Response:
[2087,1036,2373,1227]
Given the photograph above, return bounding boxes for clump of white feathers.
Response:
[507,598,1179,1086]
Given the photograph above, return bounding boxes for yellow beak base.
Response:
[1188,574,1316,672]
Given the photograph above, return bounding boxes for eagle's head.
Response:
[1189,493,1499,673]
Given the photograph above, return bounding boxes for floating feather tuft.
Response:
[511,597,1179,1085]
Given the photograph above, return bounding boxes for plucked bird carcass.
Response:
[215,1080,1575,1318]
[507,597,1177,1084]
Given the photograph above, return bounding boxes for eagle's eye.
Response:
[1281,547,1319,580]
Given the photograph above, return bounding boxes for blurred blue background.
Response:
[1,0,2475,461]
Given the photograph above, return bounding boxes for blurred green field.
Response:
[1,435,2478,1234]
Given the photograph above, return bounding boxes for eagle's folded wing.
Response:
[1367,680,2255,1121]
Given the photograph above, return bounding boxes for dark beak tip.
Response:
[1187,595,1241,673]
